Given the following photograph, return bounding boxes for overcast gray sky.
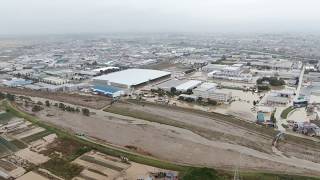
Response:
[1,0,320,35]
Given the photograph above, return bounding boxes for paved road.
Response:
[275,107,286,132]
[275,65,305,132]
[295,65,305,99]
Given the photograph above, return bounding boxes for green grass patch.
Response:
[0,111,15,124]
[0,136,18,152]
[0,143,10,157]
[10,139,28,149]
[40,137,91,161]
[181,167,223,180]
[21,130,52,143]
[41,158,83,180]
[281,106,295,119]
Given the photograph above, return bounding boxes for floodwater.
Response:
[211,88,262,121]
[287,108,309,123]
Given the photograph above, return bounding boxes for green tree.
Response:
[45,100,50,107]
[6,93,15,101]
[253,100,257,106]
[0,92,5,99]
[186,89,193,95]
[207,99,218,105]
[182,167,219,180]
[82,108,90,116]
[32,105,43,112]
[170,87,177,95]
[59,103,65,110]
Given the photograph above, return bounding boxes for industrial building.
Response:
[265,96,289,105]
[206,64,252,82]
[155,79,202,93]
[202,64,228,72]
[250,59,298,70]
[92,69,171,97]
[92,85,125,97]
[155,79,189,91]
[93,69,171,89]
[2,79,32,87]
[193,82,232,102]
[175,80,202,92]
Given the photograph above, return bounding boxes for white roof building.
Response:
[175,80,202,92]
[202,64,228,72]
[93,69,171,89]
[193,82,231,102]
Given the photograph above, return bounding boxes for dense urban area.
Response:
[1,33,320,179]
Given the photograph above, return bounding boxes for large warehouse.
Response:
[92,69,171,96]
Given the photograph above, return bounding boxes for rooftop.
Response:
[194,82,217,91]
[93,69,171,87]
[175,80,202,91]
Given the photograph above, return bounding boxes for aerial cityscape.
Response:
[1,0,320,180]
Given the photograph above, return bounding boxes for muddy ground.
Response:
[23,100,320,176]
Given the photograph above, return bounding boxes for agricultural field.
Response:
[73,151,178,180]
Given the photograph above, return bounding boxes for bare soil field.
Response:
[16,171,49,180]
[73,151,130,180]
[27,102,320,176]
[15,148,50,165]
[106,101,274,154]
[73,150,178,180]
[0,86,111,109]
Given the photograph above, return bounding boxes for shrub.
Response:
[82,108,90,116]
[59,103,65,110]
[32,105,43,112]
[257,85,270,91]
[182,167,219,180]
[45,100,50,107]
[281,106,295,119]
[207,99,218,105]
[6,93,15,101]
[257,77,285,86]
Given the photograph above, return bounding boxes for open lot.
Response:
[16,171,49,180]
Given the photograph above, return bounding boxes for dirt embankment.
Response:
[104,101,320,170]
[0,86,111,109]
[105,101,274,154]
[19,99,320,176]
